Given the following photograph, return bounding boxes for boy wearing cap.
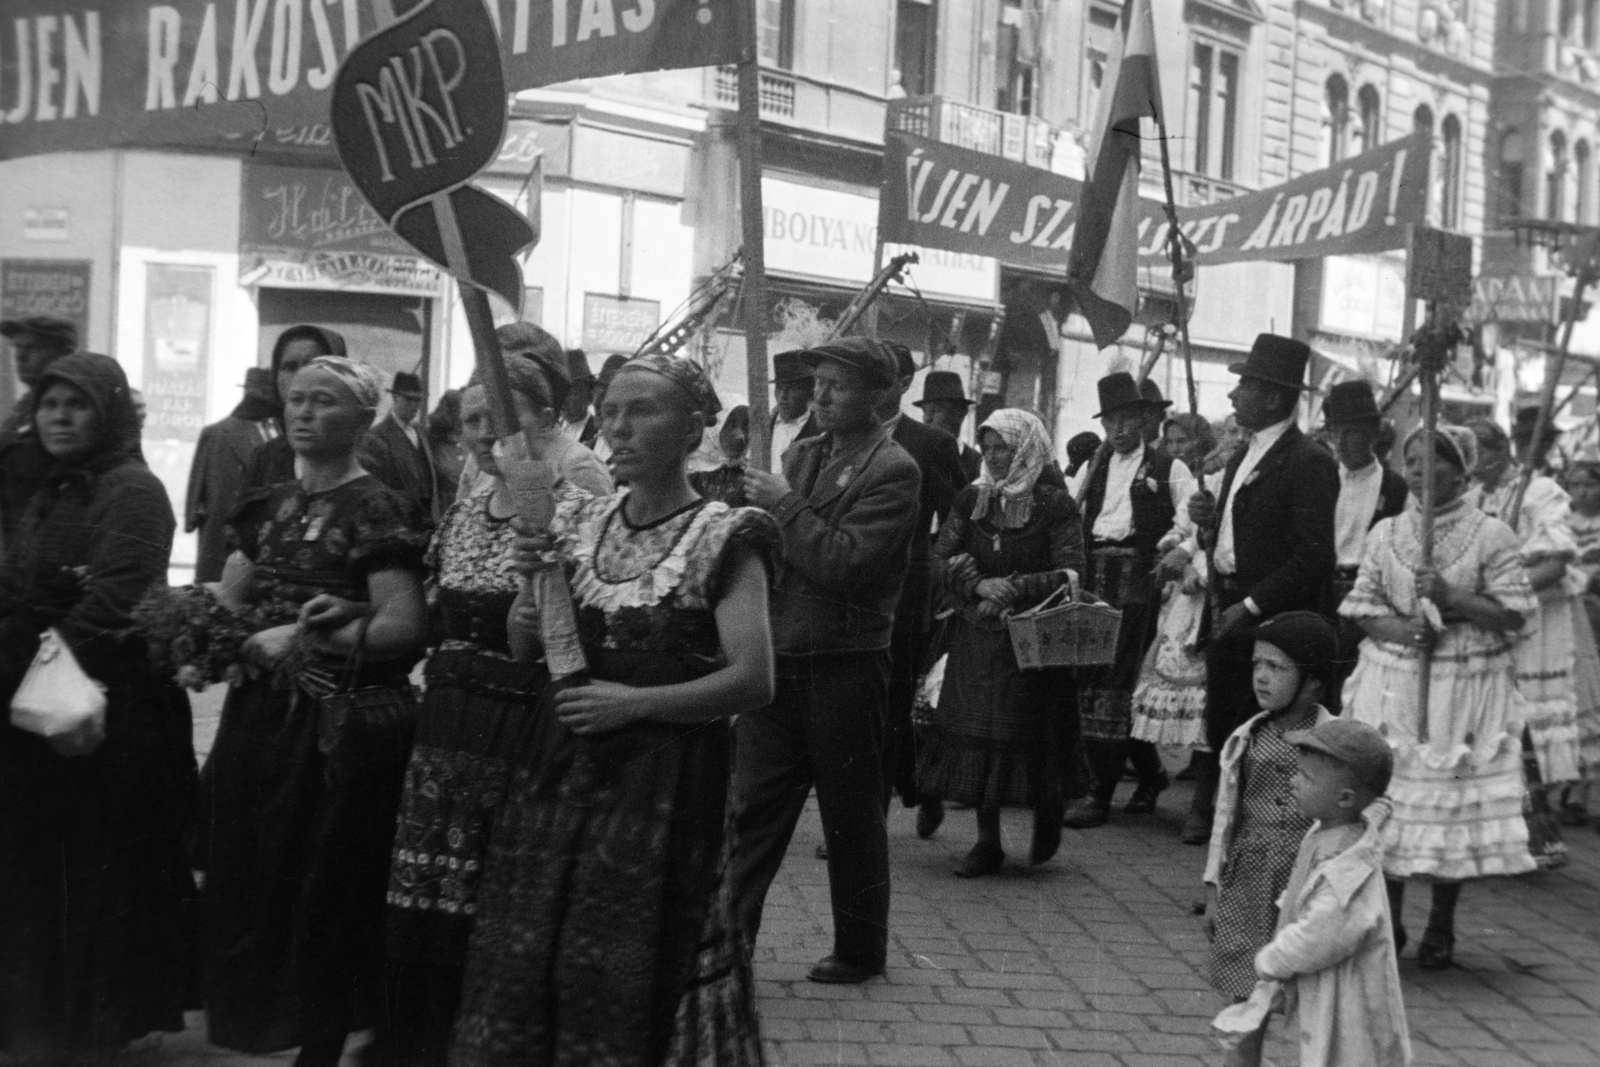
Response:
[1213,718,1409,1067]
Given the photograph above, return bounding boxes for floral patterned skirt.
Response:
[451,651,762,1067]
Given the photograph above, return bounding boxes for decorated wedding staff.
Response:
[1173,335,1339,845]
[1067,372,1196,829]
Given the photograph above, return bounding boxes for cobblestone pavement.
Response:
[131,697,1600,1067]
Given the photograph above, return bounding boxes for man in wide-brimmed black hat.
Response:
[1321,379,1408,686]
[1176,333,1338,843]
[359,370,436,523]
[1068,372,1198,829]
[915,370,981,483]
[768,349,820,472]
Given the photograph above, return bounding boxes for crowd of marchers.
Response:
[3,311,1598,1067]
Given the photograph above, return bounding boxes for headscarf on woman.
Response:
[971,408,1052,528]
[303,355,383,412]
[1403,423,1479,479]
[689,392,746,473]
[34,352,143,474]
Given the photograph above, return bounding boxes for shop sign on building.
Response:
[582,293,660,353]
[763,177,998,304]
[239,164,445,296]
[0,258,90,338]
[22,207,70,241]
[1319,255,1407,341]
[1470,274,1560,324]
[486,119,570,177]
[571,126,690,198]
[141,264,212,443]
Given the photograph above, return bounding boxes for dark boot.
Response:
[1123,740,1168,814]
[1065,739,1122,828]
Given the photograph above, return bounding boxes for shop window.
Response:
[895,0,937,97]
[997,0,1041,116]
[1500,129,1525,221]
[1441,114,1464,229]
[1549,130,1569,221]
[1356,84,1381,154]
[1188,42,1240,180]
[1323,75,1350,166]
[1578,140,1593,224]
[757,0,795,70]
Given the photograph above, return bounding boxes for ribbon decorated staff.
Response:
[331,0,585,678]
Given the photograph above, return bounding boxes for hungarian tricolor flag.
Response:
[1068,0,1163,349]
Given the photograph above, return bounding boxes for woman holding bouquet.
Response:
[450,354,778,1067]
[0,353,197,1061]
[200,356,429,1067]
[378,343,598,1067]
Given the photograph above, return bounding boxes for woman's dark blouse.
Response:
[934,483,1087,616]
[230,475,427,627]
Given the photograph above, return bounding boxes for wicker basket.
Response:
[1007,585,1122,669]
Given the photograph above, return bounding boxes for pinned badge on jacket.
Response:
[836,466,854,488]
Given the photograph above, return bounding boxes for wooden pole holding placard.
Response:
[737,5,773,473]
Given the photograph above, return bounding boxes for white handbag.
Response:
[9,628,107,756]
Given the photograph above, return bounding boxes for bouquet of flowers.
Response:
[134,584,267,690]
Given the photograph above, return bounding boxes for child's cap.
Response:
[1285,718,1393,798]
[1253,610,1339,692]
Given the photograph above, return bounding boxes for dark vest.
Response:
[1081,446,1177,567]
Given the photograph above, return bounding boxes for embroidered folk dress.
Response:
[1569,509,1600,773]
[451,491,778,1067]
[204,476,428,1054]
[1130,550,1209,747]
[1476,474,1586,784]
[1339,499,1537,881]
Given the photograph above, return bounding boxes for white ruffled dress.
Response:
[1476,475,1586,784]
[1339,500,1537,880]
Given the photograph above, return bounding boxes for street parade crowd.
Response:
[7,309,1600,1067]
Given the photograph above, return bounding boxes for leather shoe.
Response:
[1124,772,1169,815]
[1062,797,1110,829]
[953,841,1005,877]
[916,798,945,839]
[1180,808,1212,845]
[1417,928,1454,970]
[807,954,883,984]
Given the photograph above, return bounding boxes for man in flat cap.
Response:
[1174,334,1338,843]
[359,370,436,523]
[769,350,820,472]
[733,337,921,985]
[0,316,78,545]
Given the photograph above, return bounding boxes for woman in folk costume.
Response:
[1341,425,1536,970]
[1468,416,1586,866]
[916,409,1085,875]
[1131,412,1217,750]
[1560,457,1600,822]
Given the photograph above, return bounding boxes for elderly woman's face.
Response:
[285,366,373,460]
[980,428,1015,480]
[36,380,100,461]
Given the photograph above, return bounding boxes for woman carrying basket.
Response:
[915,408,1085,876]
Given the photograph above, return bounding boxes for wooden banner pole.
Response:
[736,15,772,473]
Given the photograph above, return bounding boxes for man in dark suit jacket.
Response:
[879,347,967,811]
[914,370,981,484]
[1177,334,1338,842]
[359,371,435,523]
[769,349,821,472]
[735,338,920,985]
[1322,379,1408,687]
[186,368,281,582]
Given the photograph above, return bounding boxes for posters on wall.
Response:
[142,264,212,443]
[0,258,91,412]
[880,130,1430,271]
[582,293,660,353]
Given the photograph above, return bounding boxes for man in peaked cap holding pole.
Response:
[1174,334,1338,844]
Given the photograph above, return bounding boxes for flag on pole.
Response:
[1068,0,1163,349]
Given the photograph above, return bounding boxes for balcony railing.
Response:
[714,66,797,119]
[888,96,1077,174]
